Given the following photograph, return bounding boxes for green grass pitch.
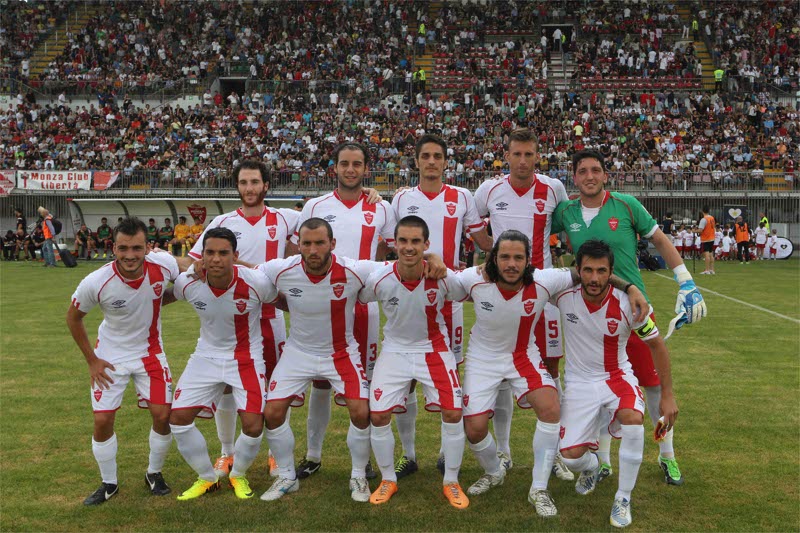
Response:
[1,258,798,531]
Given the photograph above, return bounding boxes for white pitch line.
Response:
[653,272,800,324]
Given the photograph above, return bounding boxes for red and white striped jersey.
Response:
[474,175,568,269]
[71,252,180,364]
[391,184,486,269]
[553,286,657,383]
[359,263,467,353]
[188,206,300,265]
[293,190,396,259]
[257,255,382,355]
[455,266,574,361]
[174,265,277,360]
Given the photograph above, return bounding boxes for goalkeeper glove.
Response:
[674,269,707,325]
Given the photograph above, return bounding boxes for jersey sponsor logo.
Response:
[565,312,579,323]
[333,284,345,298]
[479,301,494,311]
[463,394,469,406]
[236,299,247,313]
[426,289,437,303]
[569,223,581,232]
[387,296,399,306]
[374,388,383,400]
[269,380,277,391]
[607,319,619,334]
[608,217,619,231]
[174,388,181,400]
[406,205,420,213]
[548,339,559,347]
[232,231,243,239]
[535,200,545,213]
[323,214,336,223]
[152,283,163,297]
[446,202,457,216]
[93,389,102,401]
[194,301,207,310]
[523,299,535,314]
[363,212,374,225]
[494,201,509,211]
[268,226,277,239]
[288,288,303,297]
[111,299,127,309]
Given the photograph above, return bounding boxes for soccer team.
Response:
[67,129,707,528]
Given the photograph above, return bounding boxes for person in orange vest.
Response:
[37,206,57,267]
[734,216,751,264]
[697,205,716,274]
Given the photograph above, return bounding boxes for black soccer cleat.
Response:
[296,458,322,479]
[394,456,419,479]
[83,482,119,506]
[145,472,172,496]
[436,453,446,476]
[365,460,378,480]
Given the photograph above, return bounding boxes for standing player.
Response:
[457,231,647,517]
[698,206,716,274]
[753,222,769,260]
[390,134,493,477]
[766,228,779,259]
[361,216,469,508]
[292,142,396,479]
[67,217,179,505]
[552,149,705,485]
[473,128,572,479]
[169,228,275,500]
[554,239,678,528]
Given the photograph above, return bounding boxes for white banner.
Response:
[0,170,14,197]
[16,170,92,190]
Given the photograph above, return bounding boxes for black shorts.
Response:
[702,241,714,253]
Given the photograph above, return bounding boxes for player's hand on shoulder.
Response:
[422,253,447,279]
[363,187,383,205]
[88,356,116,390]
[187,259,206,281]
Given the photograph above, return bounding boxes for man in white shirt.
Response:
[67,217,180,505]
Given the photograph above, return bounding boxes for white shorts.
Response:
[91,353,172,412]
[172,356,266,419]
[443,301,465,364]
[535,302,563,360]
[370,351,462,414]
[560,372,646,453]
[353,301,379,379]
[260,310,287,379]
[462,352,556,417]
[267,344,369,407]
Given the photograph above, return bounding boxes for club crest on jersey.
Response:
[446,203,457,216]
[174,389,181,400]
[374,388,383,401]
[523,299,535,314]
[535,200,545,213]
[93,389,102,401]
[236,299,247,313]
[333,284,345,298]
[607,319,619,334]
[363,212,374,225]
[268,226,277,239]
[269,380,277,392]
[608,217,619,231]
[152,283,163,297]
[426,289,437,303]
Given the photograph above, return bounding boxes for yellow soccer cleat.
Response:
[443,482,470,509]
[177,478,220,501]
[229,476,255,499]
[369,480,398,505]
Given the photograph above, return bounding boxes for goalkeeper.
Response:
[551,150,706,487]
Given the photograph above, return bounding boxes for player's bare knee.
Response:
[464,418,489,444]
[560,446,588,460]
[616,408,643,425]
[93,412,115,440]
[534,401,560,424]
[370,411,392,427]
[348,401,370,429]
[441,409,462,424]
[264,402,288,429]
[168,409,195,427]
[240,413,265,437]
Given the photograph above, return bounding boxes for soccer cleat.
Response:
[176,478,220,501]
[575,460,601,495]
[370,480,398,505]
[145,472,171,496]
[83,482,118,506]
[268,454,278,478]
[443,482,469,509]
[659,456,684,486]
[597,463,613,484]
[436,453,445,476]
[467,469,506,496]
[349,477,370,502]
[260,476,299,501]
[394,456,419,479]
[213,454,233,478]
[229,476,255,499]
[365,460,378,480]
[497,451,513,471]
[610,497,633,528]
[552,453,575,481]
[528,488,558,517]
[295,458,321,479]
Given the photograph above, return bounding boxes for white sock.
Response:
[531,421,559,490]
[597,409,613,464]
[265,420,296,480]
[469,432,502,476]
[92,433,118,485]
[616,424,644,501]
[147,428,172,474]
[170,423,216,482]
[395,392,417,461]
[561,451,598,473]
[644,385,675,458]
[659,428,675,458]
[370,423,397,482]
[229,432,263,478]
[306,387,332,462]
[214,393,238,456]
[442,420,465,484]
[347,422,371,479]
[493,383,514,455]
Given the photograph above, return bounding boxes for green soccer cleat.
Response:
[659,456,684,486]
[177,478,220,501]
[229,476,255,499]
[597,463,613,484]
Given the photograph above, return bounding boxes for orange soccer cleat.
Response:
[443,482,470,509]
[369,480,398,505]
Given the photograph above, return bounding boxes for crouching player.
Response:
[553,239,678,528]
[457,231,648,518]
[361,216,469,509]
